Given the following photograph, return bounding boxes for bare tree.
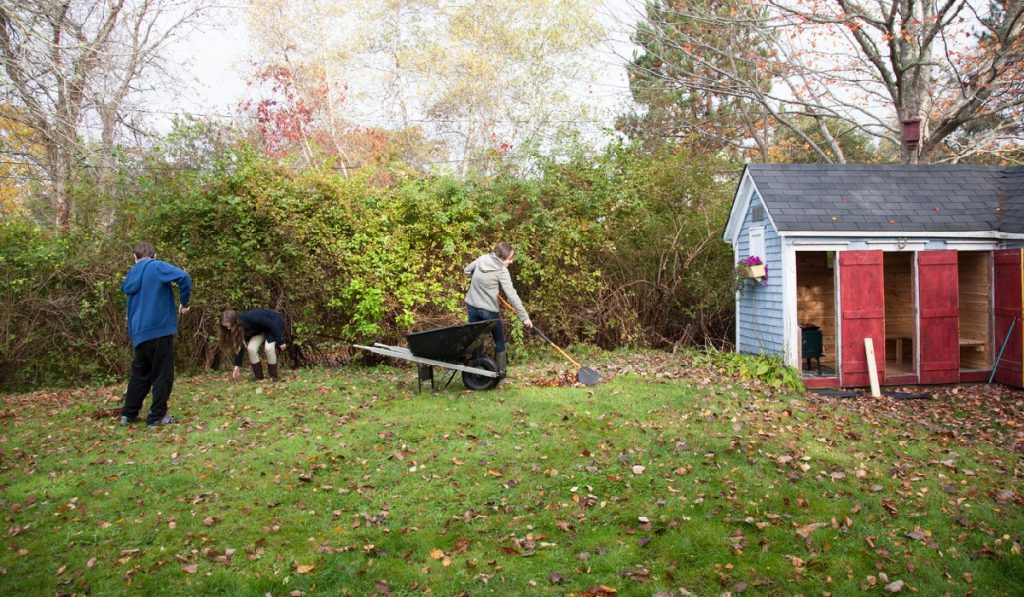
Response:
[242,0,604,175]
[0,0,212,227]
[618,0,1024,163]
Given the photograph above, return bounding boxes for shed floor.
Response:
[801,363,836,377]
[885,360,915,376]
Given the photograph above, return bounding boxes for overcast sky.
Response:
[152,1,643,138]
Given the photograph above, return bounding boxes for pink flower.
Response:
[734,256,768,290]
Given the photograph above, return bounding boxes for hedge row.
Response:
[0,142,737,390]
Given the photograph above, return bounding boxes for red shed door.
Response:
[918,250,959,384]
[993,249,1023,387]
[839,251,885,387]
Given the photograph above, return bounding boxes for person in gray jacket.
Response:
[464,241,532,379]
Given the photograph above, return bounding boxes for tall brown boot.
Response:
[268,363,279,382]
[250,362,264,381]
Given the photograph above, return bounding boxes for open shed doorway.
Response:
[796,251,837,376]
[884,252,916,378]
[959,251,992,372]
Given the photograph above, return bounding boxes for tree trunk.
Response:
[45,141,73,229]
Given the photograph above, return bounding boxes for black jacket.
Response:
[233,309,286,366]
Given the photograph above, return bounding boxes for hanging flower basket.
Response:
[743,264,766,278]
[734,256,768,291]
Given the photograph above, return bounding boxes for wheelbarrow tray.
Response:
[353,320,501,393]
[404,319,498,361]
[353,343,499,379]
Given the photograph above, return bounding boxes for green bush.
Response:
[0,137,740,391]
[687,347,805,391]
[0,222,130,389]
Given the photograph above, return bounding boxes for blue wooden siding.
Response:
[736,192,785,356]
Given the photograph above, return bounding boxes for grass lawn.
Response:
[1,351,1022,595]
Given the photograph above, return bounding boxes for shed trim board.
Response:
[782,243,797,368]
[784,237,1001,250]
[725,171,781,245]
[914,256,922,380]
[780,231,1024,240]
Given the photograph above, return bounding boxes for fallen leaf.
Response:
[796,522,827,538]
[884,579,905,592]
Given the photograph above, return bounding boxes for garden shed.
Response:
[724,163,1024,389]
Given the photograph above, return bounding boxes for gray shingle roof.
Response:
[746,164,1024,234]
[1002,168,1024,234]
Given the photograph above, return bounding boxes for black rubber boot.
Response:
[496,351,507,380]
[250,362,264,381]
[268,363,279,382]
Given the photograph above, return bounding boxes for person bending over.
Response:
[218,308,289,381]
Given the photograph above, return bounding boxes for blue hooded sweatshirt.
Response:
[122,258,193,347]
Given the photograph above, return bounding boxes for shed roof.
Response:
[1002,167,1024,234]
[741,163,1024,235]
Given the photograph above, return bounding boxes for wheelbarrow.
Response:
[354,320,502,393]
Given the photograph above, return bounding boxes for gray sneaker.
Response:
[119,416,139,425]
[147,414,178,429]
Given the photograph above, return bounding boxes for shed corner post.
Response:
[734,244,741,353]
[782,240,800,370]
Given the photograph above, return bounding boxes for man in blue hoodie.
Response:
[120,242,192,429]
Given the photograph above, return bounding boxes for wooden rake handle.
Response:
[497,296,582,369]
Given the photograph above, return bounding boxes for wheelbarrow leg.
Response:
[417,364,434,394]
[441,368,458,390]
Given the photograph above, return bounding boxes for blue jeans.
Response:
[467,305,504,353]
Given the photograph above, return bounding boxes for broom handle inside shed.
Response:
[989,317,1018,384]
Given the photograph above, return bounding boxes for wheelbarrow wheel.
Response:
[463,357,500,391]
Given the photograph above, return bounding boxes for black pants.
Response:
[122,335,174,424]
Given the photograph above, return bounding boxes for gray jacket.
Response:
[464,253,529,321]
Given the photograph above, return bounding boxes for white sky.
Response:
[151,0,643,139]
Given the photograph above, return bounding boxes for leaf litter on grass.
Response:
[807,383,1024,455]
[1,361,1023,595]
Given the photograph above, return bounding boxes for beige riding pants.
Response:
[246,334,278,365]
